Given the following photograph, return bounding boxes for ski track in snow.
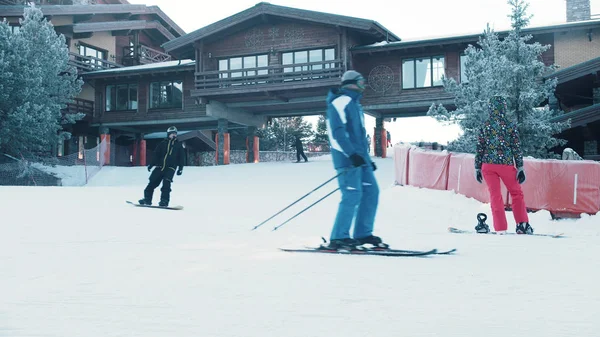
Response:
[1,153,599,337]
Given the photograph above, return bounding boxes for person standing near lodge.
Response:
[295,135,308,162]
[323,70,384,250]
[139,126,185,207]
[474,95,533,235]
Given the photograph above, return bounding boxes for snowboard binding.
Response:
[474,213,490,233]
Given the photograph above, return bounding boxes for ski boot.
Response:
[516,222,533,234]
[475,213,490,233]
[320,238,363,251]
[138,198,151,206]
[355,235,389,250]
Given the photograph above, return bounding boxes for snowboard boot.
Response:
[138,198,152,206]
[474,213,490,233]
[322,238,362,251]
[158,200,169,207]
[515,222,534,235]
[355,235,389,249]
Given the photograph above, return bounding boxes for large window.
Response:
[460,54,469,83]
[106,84,138,111]
[402,55,445,89]
[149,80,183,109]
[282,48,335,80]
[219,54,268,85]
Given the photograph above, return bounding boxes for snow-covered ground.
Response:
[2,151,599,337]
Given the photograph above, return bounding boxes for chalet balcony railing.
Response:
[62,98,94,121]
[0,0,95,4]
[69,52,122,73]
[122,45,172,65]
[194,59,343,95]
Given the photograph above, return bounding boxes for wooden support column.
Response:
[374,117,386,158]
[246,126,259,163]
[215,118,230,165]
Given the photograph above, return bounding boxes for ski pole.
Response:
[251,171,345,231]
[271,187,340,231]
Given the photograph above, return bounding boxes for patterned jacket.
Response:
[474,96,524,170]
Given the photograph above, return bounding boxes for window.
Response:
[150,80,183,109]
[460,54,468,83]
[9,25,20,34]
[282,48,335,80]
[402,55,445,89]
[218,54,268,85]
[106,84,138,111]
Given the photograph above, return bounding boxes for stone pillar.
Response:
[99,126,111,165]
[374,117,386,158]
[246,126,259,163]
[215,118,230,165]
[566,0,591,22]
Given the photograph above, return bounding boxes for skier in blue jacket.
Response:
[323,70,384,250]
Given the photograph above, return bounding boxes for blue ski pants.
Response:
[330,165,379,241]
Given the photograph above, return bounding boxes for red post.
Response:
[139,140,146,166]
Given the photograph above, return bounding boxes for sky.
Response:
[128,0,600,144]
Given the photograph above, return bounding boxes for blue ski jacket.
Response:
[325,87,372,169]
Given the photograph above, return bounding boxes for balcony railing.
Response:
[194,59,343,95]
[122,45,172,65]
[63,98,94,121]
[0,0,95,4]
[69,52,122,73]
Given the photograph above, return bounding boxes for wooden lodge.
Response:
[3,0,600,165]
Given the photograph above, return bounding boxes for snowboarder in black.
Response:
[295,135,308,162]
[139,126,185,207]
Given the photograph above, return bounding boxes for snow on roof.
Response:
[87,59,195,75]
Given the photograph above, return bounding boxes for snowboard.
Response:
[448,226,564,238]
[126,200,183,210]
[280,247,439,257]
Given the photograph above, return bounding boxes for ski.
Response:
[448,226,564,238]
[280,247,438,257]
[126,200,183,210]
[314,245,457,255]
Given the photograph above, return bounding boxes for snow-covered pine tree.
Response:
[312,115,329,147]
[0,4,83,162]
[257,117,314,151]
[427,0,568,158]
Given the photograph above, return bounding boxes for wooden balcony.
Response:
[122,45,172,66]
[69,52,122,73]
[193,59,343,96]
[63,98,94,121]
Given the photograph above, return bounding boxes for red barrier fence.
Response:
[393,145,600,216]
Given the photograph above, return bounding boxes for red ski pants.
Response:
[482,163,529,231]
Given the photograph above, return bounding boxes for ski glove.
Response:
[371,162,377,172]
[147,165,153,172]
[475,169,483,183]
[177,168,183,176]
[349,153,366,167]
[517,167,526,184]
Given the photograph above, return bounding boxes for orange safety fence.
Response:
[406,147,451,191]
[393,144,600,215]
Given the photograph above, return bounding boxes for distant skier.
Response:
[295,135,308,162]
[474,95,533,234]
[324,70,383,250]
[139,126,185,207]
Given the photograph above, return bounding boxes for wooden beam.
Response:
[73,32,94,39]
[112,30,132,36]
[265,91,289,102]
[73,14,94,23]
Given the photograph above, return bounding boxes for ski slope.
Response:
[2,152,599,337]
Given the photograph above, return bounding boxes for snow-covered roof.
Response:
[85,59,195,76]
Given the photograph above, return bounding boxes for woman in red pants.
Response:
[474,95,533,235]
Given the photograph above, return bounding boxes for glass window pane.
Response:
[116,84,129,110]
[415,58,431,88]
[230,57,242,77]
[309,49,323,70]
[257,55,268,67]
[283,52,293,73]
[105,85,115,111]
[150,82,161,108]
[219,59,229,71]
[432,56,445,86]
[243,56,256,76]
[460,55,468,83]
[325,48,335,60]
[294,51,308,72]
[402,60,415,89]
[172,81,183,108]
[129,84,138,110]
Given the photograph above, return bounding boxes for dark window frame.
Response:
[105,83,138,112]
[149,80,183,110]
[402,55,446,89]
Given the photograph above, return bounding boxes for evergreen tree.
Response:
[313,114,328,145]
[257,117,314,151]
[427,0,568,158]
[0,4,84,161]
